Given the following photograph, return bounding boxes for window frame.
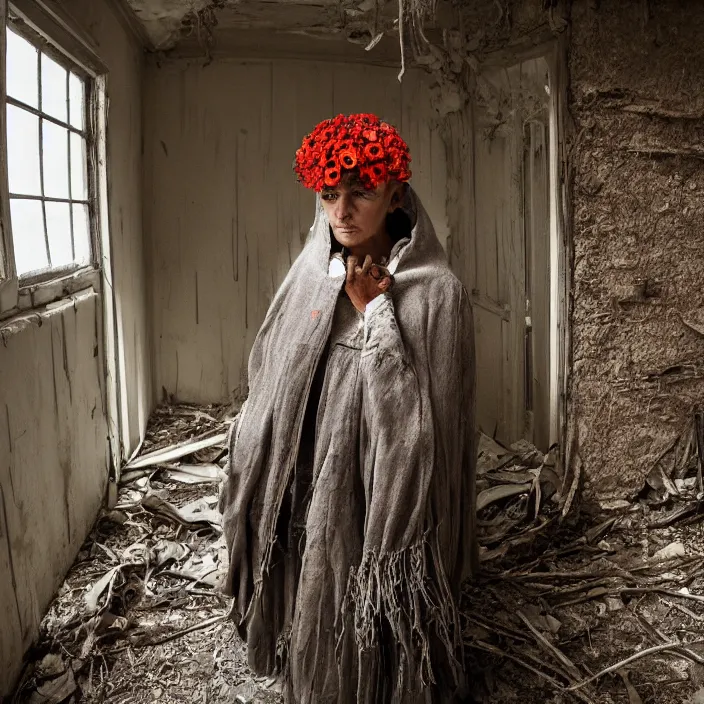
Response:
[0,0,107,318]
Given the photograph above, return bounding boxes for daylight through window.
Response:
[5,26,91,277]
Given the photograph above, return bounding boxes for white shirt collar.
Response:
[327,238,410,278]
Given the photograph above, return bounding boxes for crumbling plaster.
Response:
[568,0,704,499]
[124,0,211,47]
[124,0,389,49]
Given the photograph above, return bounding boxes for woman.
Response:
[218,113,477,703]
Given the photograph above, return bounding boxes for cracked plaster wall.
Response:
[568,0,704,499]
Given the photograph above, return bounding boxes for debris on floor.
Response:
[9,403,281,704]
[466,420,704,703]
[9,406,704,704]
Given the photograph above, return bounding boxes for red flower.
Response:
[388,151,402,170]
[364,142,384,161]
[338,149,358,169]
[294,113,410,192]
[369,162,387,181]
[359,163,385,189]
[324,167,341,187]
[383,133,401,149]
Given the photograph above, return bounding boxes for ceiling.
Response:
[124,0,402,51]
[124,0,211,48]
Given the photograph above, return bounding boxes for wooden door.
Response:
[468,57,553,449]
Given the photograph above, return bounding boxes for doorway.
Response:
[468,52,563,451]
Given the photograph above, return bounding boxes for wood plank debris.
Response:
[10,405,704,704]
[122,431,228,470]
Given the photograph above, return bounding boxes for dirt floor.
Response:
[8,405,704,704]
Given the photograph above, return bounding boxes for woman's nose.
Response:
[335,195,352,221]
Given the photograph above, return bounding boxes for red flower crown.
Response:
[294,113,412,192]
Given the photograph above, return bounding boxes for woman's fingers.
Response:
[369,263,391,281]
[346,255,393,296]
[378,276,392,291]
[346,255,358,283]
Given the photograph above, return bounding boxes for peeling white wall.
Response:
[144,56,448,403]
[0,294,108,695]
[0,0,148,693]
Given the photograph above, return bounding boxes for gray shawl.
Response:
[218,186,477,703]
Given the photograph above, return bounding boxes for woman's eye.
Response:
[353,191,367,198]
[322,193,337,201]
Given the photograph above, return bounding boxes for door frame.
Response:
[478,38,571,454]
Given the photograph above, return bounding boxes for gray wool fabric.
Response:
[218,186,477,703]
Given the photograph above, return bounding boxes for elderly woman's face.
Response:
[321,174,401,250]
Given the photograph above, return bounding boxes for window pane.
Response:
[7,105,41,196]
[6,29,38,108]
[70,133,88,199]
[41,53,68,123]
[42,121,70,199]
[72,203,91,265]
[46,201,73,268]
[69,73,85,130]
[10,199,47,275]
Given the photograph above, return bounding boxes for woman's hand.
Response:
[345,255,393,313]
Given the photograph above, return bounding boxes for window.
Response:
[5,24,91,279]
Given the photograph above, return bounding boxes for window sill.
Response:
[0,286,97,343]
[0,264,100,321]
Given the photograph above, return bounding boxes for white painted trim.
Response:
[0,1,19,316]
[95,76,122,479]
[9,0,107,75]
[546,43,570,451]
[548,67,560,447]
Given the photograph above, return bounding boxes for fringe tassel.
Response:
[340,538,461,693]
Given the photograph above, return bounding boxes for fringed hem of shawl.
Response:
[338,538,462,690]
[276,628,291,677]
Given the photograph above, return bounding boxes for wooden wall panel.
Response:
[525,120,551,449]
[467,57,552,448]
[471,110,526,444]
[0,293,108,695]
[144,57,448,403]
